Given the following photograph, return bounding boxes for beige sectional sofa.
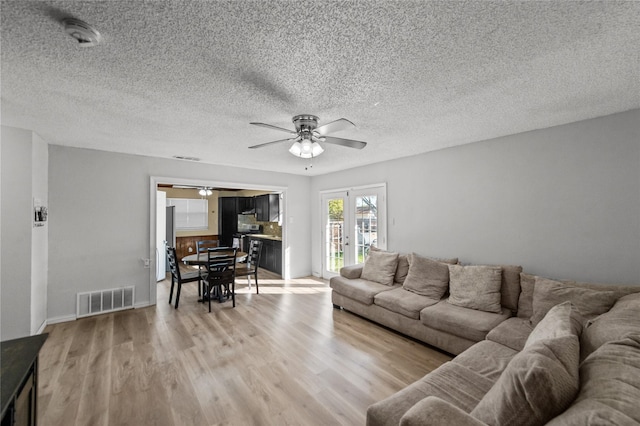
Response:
[328,249,640,425]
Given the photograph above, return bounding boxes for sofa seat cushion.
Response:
[546,334,640,425]
[581,292,640,361]
[366,361,494,426]
[486,317,534,352]
[330,276,400,305]
[420,300,511,342]
[374,287,440,320]
[452,340,518,382]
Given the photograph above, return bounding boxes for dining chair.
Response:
[197,239,219,253]
[234,239,263,294]
[200,247,238,312]
[167,246,202,309]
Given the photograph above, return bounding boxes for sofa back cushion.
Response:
[530,277,617,325]
[447,265,503,314]
[497,265,523,315]
[546,334,640,425]
[360,250,399,286]
[518,273,640,320]
[517,273,536,319]
[471,302,581,426]
[402,253,455,299]
[581,292,640,360]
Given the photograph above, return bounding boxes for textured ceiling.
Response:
[1,1,638,176]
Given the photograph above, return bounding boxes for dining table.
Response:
[181,250,248,304]
[181,250,247,266]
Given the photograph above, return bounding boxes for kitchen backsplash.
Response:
[238,214,282,237]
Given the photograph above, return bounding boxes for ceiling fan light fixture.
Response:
[288,140,324,159]
[198,187,212,196]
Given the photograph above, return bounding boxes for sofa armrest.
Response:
[340,264,363,279]
[399,397,487,426]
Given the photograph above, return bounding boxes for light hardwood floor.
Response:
[38,271,451,425]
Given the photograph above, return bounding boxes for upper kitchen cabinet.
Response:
[255,194,280,222]
[236,197,254,214]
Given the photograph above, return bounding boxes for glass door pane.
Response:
[322,191,349,278]
[354,194,377,263]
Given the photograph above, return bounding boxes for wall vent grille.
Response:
[77,286,135,318]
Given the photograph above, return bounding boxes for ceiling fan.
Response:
[249,115,367,158]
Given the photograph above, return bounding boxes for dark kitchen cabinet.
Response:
[255,194,280,222]
[236,197,254,214]
[250,237,282,276]
[218,197,238,247]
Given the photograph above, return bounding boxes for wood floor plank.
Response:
[38,273,452,425]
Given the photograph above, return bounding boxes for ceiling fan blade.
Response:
[250,122,297,135]
[315,118,355,136]
[249,138,296,149]
[321,136,367,150]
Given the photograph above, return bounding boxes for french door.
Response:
[321,184,386,279]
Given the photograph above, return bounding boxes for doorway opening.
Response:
[149,177,287,305]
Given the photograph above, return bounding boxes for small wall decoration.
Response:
[34,198,48,227]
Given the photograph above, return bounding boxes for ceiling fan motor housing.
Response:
[292,115,319,133]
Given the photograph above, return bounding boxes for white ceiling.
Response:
[1,1,638,176]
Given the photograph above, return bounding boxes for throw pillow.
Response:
[471,333,580,426]
[530,276,617,325]
[525,301,583,349]
[360,250,399,286]
[370,246,410,284]
[447,264,503,313]
[402,253,455,299]
[545,334,640,425]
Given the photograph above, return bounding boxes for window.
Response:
[167,198,208,230]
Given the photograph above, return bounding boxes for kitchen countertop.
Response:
[249,234,282,241]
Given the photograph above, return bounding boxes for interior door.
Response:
[322,185,386,279]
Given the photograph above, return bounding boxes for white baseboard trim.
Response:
[47,314,77,325]
[134,301,151,309]
[35,320,47,335]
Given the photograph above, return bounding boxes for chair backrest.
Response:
[166,246,181,280]
[203,247,237,284]
[247,239,263,268]
[197,239,219,253]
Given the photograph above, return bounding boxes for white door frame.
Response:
[320,183,387,279]
[149,176,288,306]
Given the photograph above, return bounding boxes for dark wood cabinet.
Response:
[218,197,238,247]
[1,334,48,426]
[255,194,280,222]
[250,237,282,276]
[236,197,254,214]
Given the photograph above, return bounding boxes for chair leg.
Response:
[247,274,251,290]
[169,276,175,304]
[175,282,182,309]
[231,281,235,307]
[254,271,259,294]
[208,283,212,313]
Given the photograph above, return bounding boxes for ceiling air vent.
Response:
[173,156,201,162]
[63,18,101,47]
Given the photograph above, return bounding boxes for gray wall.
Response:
[1,126,49,340]
[311,110,640,285]
[47,147,312,321]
